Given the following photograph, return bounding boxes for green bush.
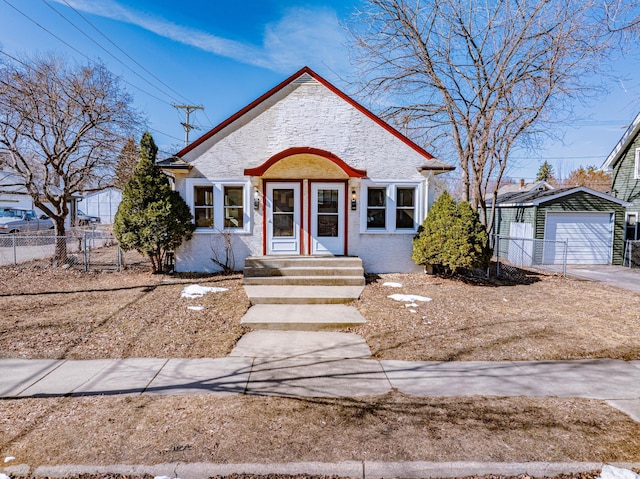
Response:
[114,132,195,273]
[412,192,491,275]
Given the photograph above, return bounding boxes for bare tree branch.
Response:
[0,53,140,262]
[349,0,638,229]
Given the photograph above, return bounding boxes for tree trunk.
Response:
[52,218,67,267]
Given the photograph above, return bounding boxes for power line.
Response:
[40,0,186,105]
[59,0,194,105]
[1,0,172,106]
[173,104,204,146]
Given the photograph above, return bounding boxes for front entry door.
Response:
[266,182,301,255]
[311,182,345,255]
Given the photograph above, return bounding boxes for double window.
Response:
[188,180,248,232]
[364,183,418,232]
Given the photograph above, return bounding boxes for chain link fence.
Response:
[492,235,568,278]
[624,240,640,268]
[0,227,147,271]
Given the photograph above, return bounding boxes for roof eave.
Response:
[602,111,640,170]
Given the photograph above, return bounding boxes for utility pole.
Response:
[172,104,204,147]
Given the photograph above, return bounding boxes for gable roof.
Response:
[489,186,630,207]
[602,110,640,170]
[174,66,446,169]
[496,180,554,196]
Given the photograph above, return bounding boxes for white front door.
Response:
[266,182,301,255]
[311,182,345,255]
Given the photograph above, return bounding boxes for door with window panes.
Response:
[266,182,301,254]
[311,182,344,255]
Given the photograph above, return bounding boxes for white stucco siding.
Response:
[182,84,427,181]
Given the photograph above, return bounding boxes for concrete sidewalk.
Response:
[3,356,640,421]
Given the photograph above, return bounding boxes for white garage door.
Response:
[544,212,613,264]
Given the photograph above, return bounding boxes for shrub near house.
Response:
[412,192,491,274]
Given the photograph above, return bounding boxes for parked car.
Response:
[77,209,101,226]
[0,208,54,234]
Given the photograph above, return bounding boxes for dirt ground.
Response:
[2,393,640,466]
[1,264,639,361]
[2,263,640,469]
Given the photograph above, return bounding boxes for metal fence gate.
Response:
[493,235,568,277]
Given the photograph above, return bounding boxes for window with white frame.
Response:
[223,186,244,229]
[635,148,640,180]
[187,180,249,232]
[366,187,387,229]
[194,185,213,228]
[395,187,416,229]
[364,183,419,232]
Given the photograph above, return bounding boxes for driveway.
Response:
[561,265,640,293]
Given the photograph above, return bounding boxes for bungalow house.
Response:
[159,67,454,273]
[602,111,640,241]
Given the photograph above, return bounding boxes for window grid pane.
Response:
[224,186,244,228]
[194,186,213,228]
[396,187,416,229]
[367,187,386,229]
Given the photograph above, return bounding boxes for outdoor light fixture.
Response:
[351,189,357,210]
[253,188,260,210]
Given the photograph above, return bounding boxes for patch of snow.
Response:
[409,310,417,314]
[404,303,419,308]
[600,466,640,479]
[0,473,11,479]
[3,457,15,463]
[382,282,403,288]
[388,294,432,303]
[154,476,180,479]
[181,284,228,299]
[187,306,204,311]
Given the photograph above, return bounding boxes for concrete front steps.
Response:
[243,256,365,287]
[241,256,367,330]
[240,304,367,331]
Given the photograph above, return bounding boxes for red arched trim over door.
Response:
[244,147,367,178]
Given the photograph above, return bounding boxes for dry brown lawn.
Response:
[1,264,639,361]
[2,263,640,468]
[2,393,640,466]
[353,272,640,361]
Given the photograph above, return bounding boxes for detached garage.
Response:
[491,187,629,265]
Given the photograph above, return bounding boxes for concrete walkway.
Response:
[565,265,640,293]
[3,356,640,421]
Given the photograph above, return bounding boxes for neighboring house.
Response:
[490,187,628,265]
[496,179,554,196]
[602,111,640,241]
[77,188,122,224]
[0,168,32,210]
[159,67,454,273]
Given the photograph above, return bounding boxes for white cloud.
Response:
[53,0,350,73]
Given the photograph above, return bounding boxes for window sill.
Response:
[361,229,417,235]
[193,228,250,235]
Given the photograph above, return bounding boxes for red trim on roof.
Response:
[244,147,367,178]
[175,66,436,162]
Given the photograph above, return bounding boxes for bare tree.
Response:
[114,136,139,189]
[0,54,138,263]
[350,0,639,231]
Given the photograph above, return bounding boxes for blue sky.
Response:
[1,0,639,182]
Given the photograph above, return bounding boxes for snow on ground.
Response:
[181,285,228,299]
[388,294,432,303]
[382,282,403,288]
[187,306,204,311]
